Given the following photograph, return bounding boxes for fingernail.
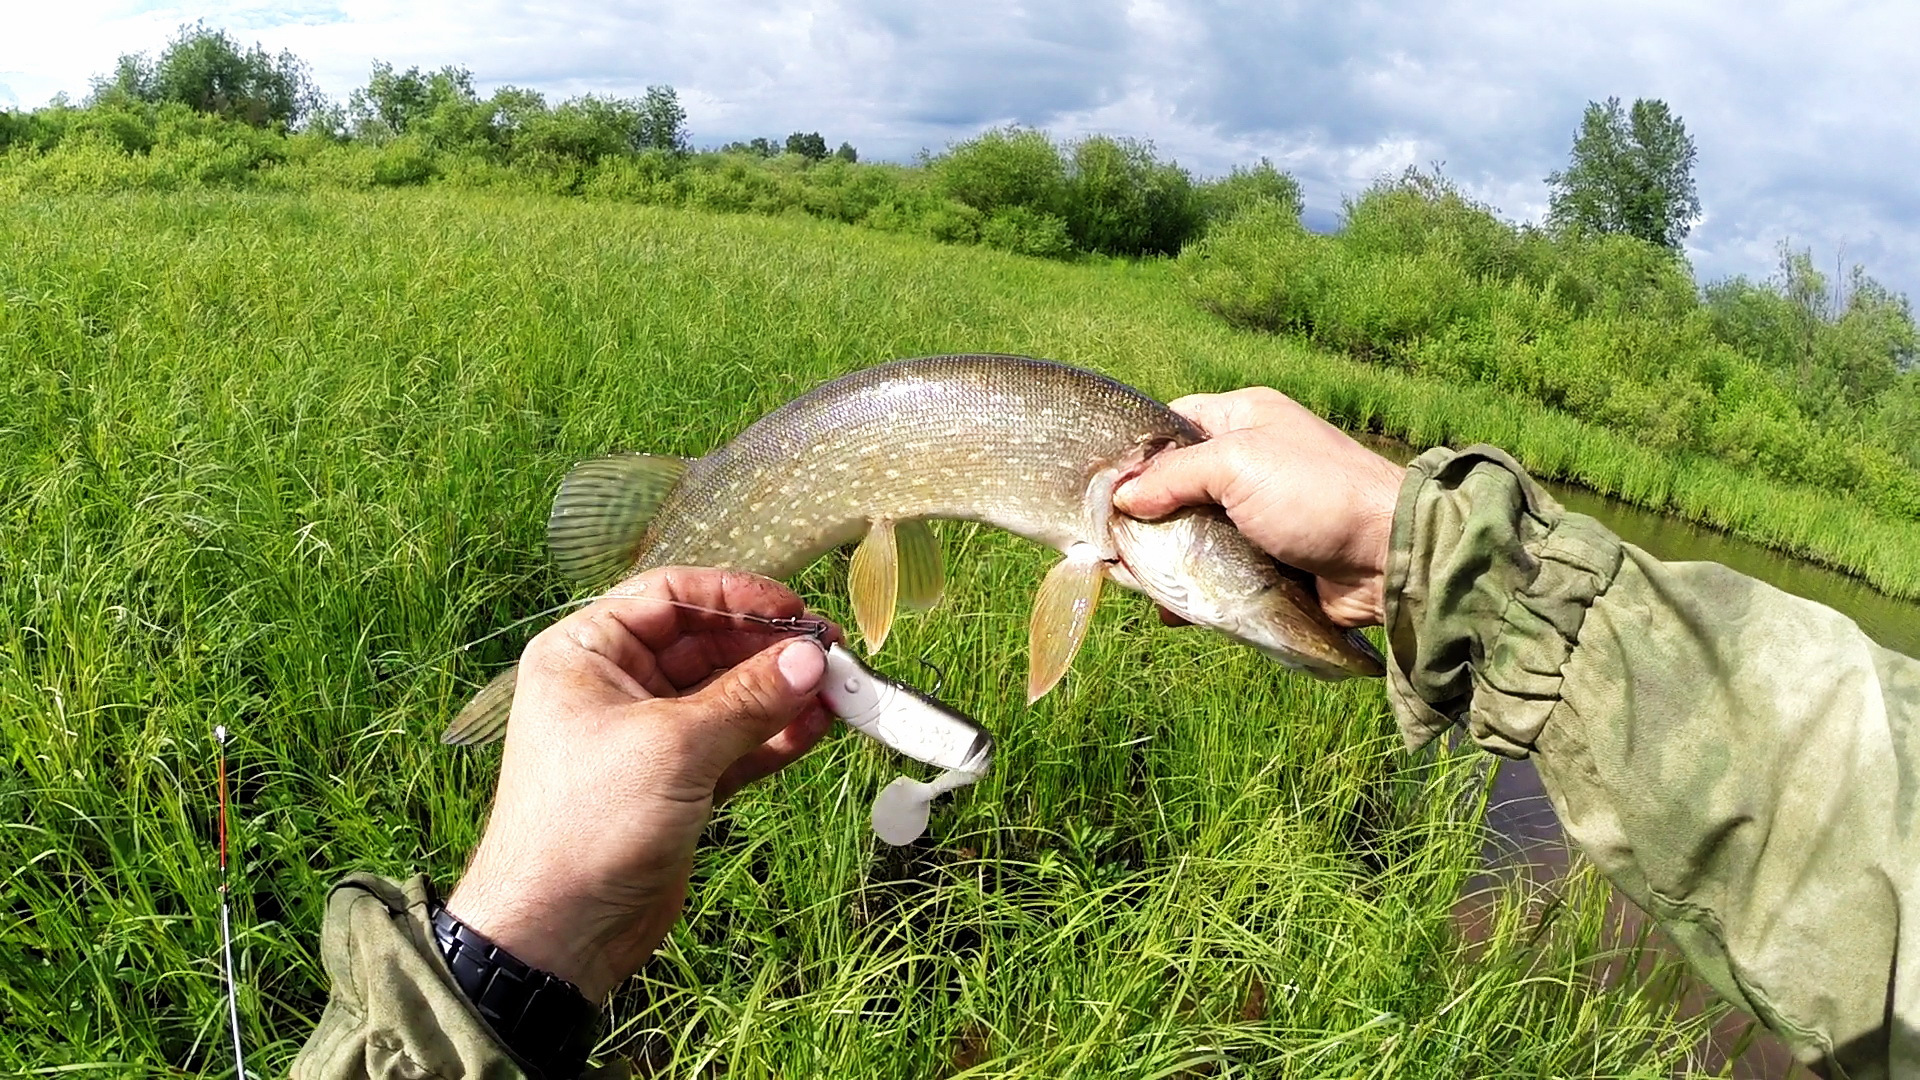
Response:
[777,639,825,694]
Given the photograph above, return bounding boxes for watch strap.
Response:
[430,901,600,1080]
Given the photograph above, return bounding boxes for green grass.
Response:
[0,189,1824,1076]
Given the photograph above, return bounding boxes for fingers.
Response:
[1166,387,1300,436]
[596,566,807,652]
[651,638,827,779]
[537,566,843,692]
[713,704,833,804]
[1112,437,1236,521]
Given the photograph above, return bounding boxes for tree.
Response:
[1547,97,1701,250]
[636,86,687,153]
[349,63,481,140]
[719,136,780,157]
[785,131,828,161]
[834,141,858,163]
[89,22,318,127]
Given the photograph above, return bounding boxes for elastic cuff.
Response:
[1383,445,1622,757]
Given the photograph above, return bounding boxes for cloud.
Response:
[5,1,1917,298]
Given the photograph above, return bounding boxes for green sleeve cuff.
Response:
[1382,444,1622,757]
[294,873,626,1080]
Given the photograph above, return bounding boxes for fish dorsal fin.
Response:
[443,665,518,746]
[848,518,898,653]
[546,453,690,586]
[895,519,945,611]
[1028,545,1108,704]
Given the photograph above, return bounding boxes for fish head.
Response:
[1108,508,1386,680]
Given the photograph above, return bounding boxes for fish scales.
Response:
[631,355,1189,578]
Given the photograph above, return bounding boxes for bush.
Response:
[1062,135,1200,257]
[1179,200,1333,334]
[370,136,436,186]
[936,127,1067,218]
[1195,159,1302,230]
[980,205,1073,258]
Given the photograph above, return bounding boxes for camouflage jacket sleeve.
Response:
[1383,445,1919,1080]
[292,872,627,1080]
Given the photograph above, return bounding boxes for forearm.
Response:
[1384,446,1920,1079]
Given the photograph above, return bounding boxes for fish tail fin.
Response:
[547,453,690,586]
[443,665,518,746]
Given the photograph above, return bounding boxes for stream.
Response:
[1371,441,1920,1077]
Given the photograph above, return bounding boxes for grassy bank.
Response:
[0,189,1840,1075]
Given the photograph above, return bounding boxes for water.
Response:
[1545,480,1920,660]
[1370,440,1919,1077]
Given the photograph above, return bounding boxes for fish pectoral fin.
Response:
[895,519,945,611]
[443,665,518,746]
[848,518,899,654]
[546,453,691,586]
[1028,547,1108,704]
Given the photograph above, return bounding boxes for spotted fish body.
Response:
[446,354,1382,748]
[636,355,1201,577]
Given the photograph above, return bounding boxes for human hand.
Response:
[444,567,841,1001]
[1114,388,1406,628]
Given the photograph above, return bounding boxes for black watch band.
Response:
[429,901,600,1080]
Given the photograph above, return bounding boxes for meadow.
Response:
[0,188,1830,1076]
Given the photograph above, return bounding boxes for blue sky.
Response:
[6,1,1916,301]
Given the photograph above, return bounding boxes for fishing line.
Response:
[400,589,832,683]
[213,724,248,1080]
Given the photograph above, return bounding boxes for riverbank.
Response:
[1190,343,1920,602]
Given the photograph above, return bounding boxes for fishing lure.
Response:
[440,594,992,845]
[709,611,993,845]
[816,641,993,845]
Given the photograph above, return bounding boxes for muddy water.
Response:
[1368,440,1920,1077]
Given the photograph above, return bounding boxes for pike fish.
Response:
[444,354,1383,746]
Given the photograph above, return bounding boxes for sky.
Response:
[4,1,1916,301]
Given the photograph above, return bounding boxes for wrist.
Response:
[429,898,602,1079]
[1321,462,1399,628]
[446,874,632,1002]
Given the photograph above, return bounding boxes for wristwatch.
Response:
[429,901,601,1080]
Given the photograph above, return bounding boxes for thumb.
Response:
[659,638,826,776]
[1113,439,1236,521]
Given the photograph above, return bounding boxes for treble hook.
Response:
[914,654,946,698]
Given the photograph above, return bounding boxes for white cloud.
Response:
[3,1,1917,298]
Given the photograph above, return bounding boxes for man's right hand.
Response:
[1114,388,1407,628]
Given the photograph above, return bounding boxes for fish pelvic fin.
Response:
[443,665,518,746]
[1028,545,1108,704]
[547,453,691,587]
[895,519,945,611]
[849,518,899,654]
